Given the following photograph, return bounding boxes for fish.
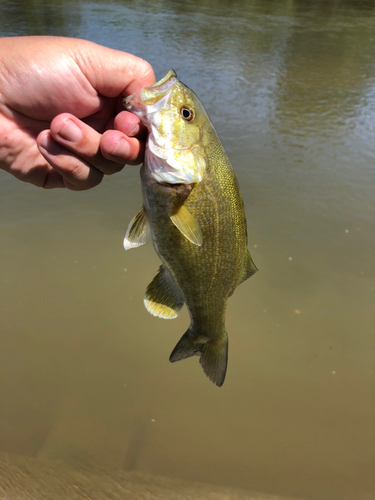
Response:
[123,70,257,387]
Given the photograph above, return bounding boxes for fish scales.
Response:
[123,70,257,386]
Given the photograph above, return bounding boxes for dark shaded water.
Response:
[0,1,374,499]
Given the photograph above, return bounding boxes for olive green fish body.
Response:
[123,71,257,386]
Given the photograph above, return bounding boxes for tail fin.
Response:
[169,329,228,387]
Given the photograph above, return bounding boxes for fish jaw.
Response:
[123,70,177,126]
[123,70,206,185]
[144,146,205,184]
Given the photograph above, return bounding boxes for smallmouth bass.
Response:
[123,70,257,386]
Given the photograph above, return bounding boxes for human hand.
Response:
[0,36,155,189]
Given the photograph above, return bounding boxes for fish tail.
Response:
[200,333,228,387]
[169,328,228,387]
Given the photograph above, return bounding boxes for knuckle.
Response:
[12,163,46,187]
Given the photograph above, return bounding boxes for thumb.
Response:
[75,40,156,98]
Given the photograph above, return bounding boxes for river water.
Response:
[0,1,374,499]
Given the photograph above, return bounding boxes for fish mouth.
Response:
[123,70,177,118]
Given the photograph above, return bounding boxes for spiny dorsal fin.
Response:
[144,265,184,319]
[123,207,149,251]
[170,205,203,246]
[237,250,258,286]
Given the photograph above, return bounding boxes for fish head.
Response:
[123,70,210,184]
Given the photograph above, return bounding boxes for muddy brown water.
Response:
[0,1,374,499]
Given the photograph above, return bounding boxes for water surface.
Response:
[0,1,374,499]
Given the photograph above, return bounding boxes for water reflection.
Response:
[0,1,374,500]
[1,0,82,36]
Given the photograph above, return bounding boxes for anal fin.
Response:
[124,207,149,250]
[144,266,184,319]
[170,205,203,246]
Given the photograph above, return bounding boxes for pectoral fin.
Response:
[170,205,203,246]
[144,266,184,319]
[237,250,258,286]
[123,207,149,250]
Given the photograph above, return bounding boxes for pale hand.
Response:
[0,36,155,189]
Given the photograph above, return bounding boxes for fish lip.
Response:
[123,93,144,114]
[122,69,177,116]
[146,69,177,90]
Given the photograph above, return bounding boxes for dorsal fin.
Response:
[123,207,149,250]
[170,205,203,246]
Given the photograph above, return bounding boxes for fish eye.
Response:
[180,106,195,122]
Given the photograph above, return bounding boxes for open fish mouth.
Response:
[123,70,177,118]
[124,69,206,184]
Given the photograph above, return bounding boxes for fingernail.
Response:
[110,137,130,158]
[38,133,50,150]
[38,133,64,156]
[58,119,83,143]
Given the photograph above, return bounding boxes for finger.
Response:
[37,130,104,190]
[42,167,67,189]
[99,111,148,165]
[114,111,148,139]
[100,131,145,166]
[49,113,125,175]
